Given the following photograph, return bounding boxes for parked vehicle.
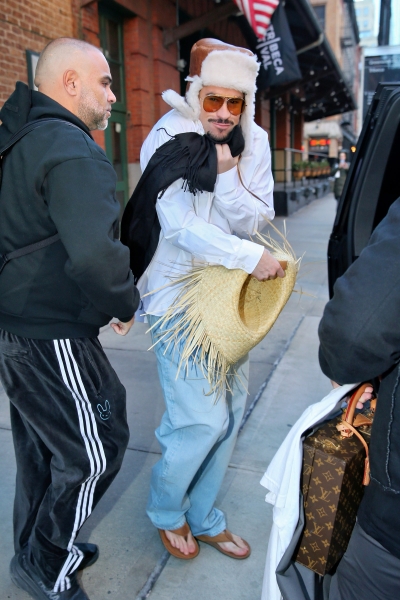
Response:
[328,83,400,297]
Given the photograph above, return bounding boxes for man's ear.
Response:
[63,70,79,96]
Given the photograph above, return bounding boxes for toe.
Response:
[165,530,196,556]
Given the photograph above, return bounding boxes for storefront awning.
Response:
[161,0,356,121]
[236,0,357,120]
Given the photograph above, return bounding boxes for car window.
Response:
[373,123,400,230]
[328,85,400,297]
[350,90,400,256]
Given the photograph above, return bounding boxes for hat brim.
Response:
[148,251,298,398]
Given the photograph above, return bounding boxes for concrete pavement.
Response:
[0,194,337,600]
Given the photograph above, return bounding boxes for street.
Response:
[0,193,336,600]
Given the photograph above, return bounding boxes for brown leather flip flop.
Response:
[158,523,200,559]
[196,529,251,560]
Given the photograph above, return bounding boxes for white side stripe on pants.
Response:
[53,339,107,593]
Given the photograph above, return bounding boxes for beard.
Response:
[206,118,236,142]
[77,86,110,131]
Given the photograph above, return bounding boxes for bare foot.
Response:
[165,529,197,556]
[218,532,249,556]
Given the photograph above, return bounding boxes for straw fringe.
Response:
[147,224,300,398]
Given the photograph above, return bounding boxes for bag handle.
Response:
[336,383,375,485]
[343,383,374,426]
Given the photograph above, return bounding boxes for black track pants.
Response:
[0,329,129,592]
[330,521,400,600]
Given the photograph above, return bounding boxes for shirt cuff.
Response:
[215,166,239,194]
[118,314,135,323]
[233,239,264,274]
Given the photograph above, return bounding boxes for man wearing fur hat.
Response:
[122,38,284,560]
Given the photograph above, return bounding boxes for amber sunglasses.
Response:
[202,94,245,116]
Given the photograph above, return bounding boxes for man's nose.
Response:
[109,89,117,104]
[215,100,231,119]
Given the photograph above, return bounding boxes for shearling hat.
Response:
[162,38,260,156]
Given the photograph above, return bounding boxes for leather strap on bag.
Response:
[0,118,86,156]
[0,233,60,274]
[336,383,375,485]
[342,383,375,426]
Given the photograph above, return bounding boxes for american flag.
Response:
[234,0,280,39]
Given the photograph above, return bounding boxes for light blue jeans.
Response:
[147,314,249,536]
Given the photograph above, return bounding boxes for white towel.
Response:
[260,383,358,600]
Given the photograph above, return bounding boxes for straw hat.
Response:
[161,38,260,156]
[149,229,299,396]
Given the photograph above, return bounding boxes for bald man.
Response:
[0,39,139,599]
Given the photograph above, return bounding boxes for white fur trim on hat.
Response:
[162,49,260,156]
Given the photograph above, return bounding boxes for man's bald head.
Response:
[35,38,103,88]
[34,37,116,130]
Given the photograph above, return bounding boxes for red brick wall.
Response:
[275,94,291,148]
[0,0,74,106]
[180,0,248,48]
[123,0,178,163]
[255,98,271,138]
[293,112,304,150]
[81,1,100,47]
[80,2,104,148]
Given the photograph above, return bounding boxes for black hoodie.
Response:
[319,197,400,559]
[0,82,139,339]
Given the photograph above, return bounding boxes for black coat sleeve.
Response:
[318,197,400,384]
[44,156,139,321]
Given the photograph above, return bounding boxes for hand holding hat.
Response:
[252,249,286,281]
[147,225,299,397]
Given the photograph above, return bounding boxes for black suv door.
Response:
[327,83,400,297]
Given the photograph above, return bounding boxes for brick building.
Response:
[304,0,360,157]
[1,0,357,211]
[0,1,77,101]
[1,0,179,208]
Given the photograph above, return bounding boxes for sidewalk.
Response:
[0,194,337,600]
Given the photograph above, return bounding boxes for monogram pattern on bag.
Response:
[294,416,366,576]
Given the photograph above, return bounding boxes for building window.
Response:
[314,5,326,31]
[26,50,40,90]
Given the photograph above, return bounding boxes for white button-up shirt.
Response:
[137,109,275,317]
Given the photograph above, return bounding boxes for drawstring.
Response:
[236,157,269,207]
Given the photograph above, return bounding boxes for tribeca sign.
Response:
[256,24,284,77]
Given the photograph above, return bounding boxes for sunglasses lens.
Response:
[202,96,245,115]
[227,98,244,115]
[203,96,225,112]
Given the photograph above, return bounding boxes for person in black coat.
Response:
[0,38,139,600]
[319,197,400,599]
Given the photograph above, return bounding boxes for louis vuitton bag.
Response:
[294,383,375,576]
